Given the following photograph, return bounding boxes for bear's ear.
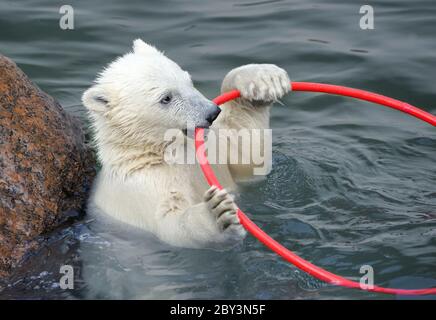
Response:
[82,85,111,113]
[132,39,161,55]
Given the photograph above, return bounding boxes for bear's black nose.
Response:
[206,107,221,124]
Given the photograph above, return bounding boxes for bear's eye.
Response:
[160,94,172,105]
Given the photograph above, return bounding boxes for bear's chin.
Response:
[182,123,211,137]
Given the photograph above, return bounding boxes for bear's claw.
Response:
[204,186,242,232]
[225,64,290,104]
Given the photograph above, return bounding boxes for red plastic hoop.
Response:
[194,81,436,295]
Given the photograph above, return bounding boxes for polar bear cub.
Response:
[82,39,290,248]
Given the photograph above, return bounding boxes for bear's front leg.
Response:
[214,64,290,181]
[221,64,290,108]
[156,187,246,248]
[204,186,243,233]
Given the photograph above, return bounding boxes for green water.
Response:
[0,0,435,299]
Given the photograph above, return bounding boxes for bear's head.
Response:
[82,39,220,150]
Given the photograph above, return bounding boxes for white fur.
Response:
[83,39,290,248]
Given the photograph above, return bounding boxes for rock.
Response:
[0,54,96,277]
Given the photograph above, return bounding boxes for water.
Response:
[0,0,435,299]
